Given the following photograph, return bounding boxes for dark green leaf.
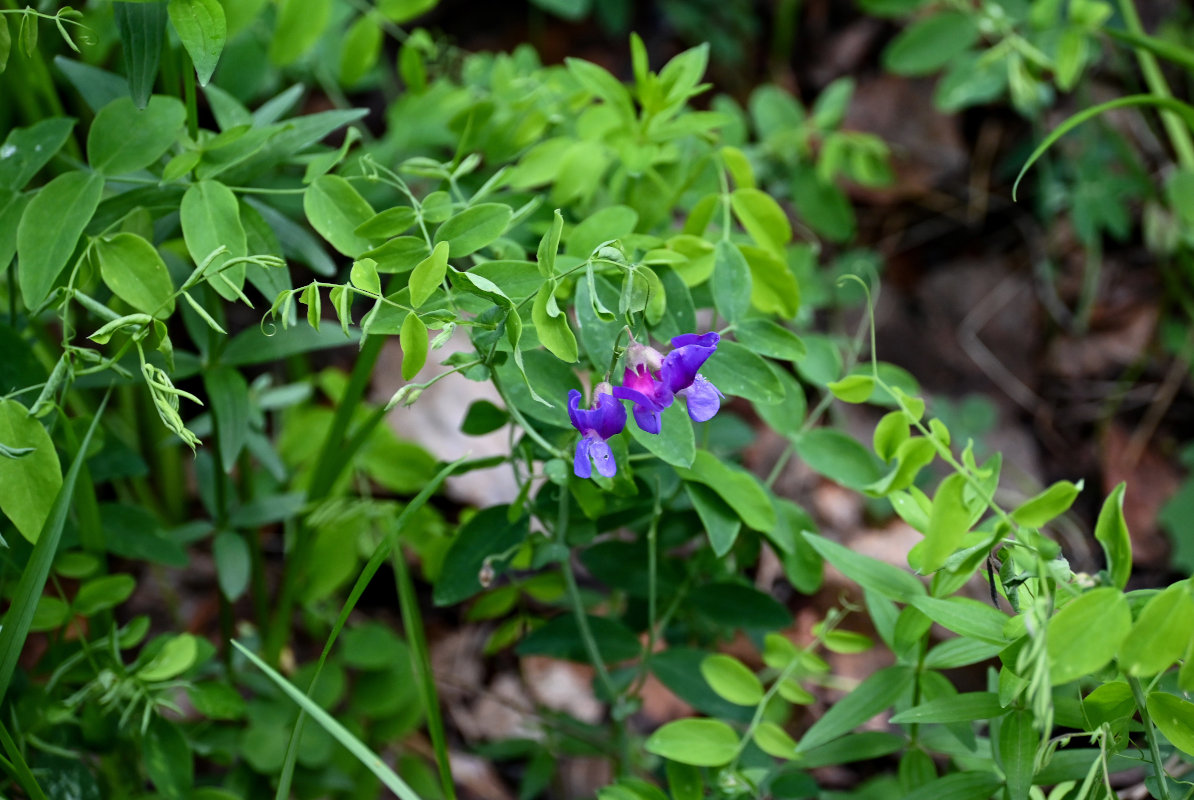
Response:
[114,1,167,109]
[712,240,752,323]
[0,118,76,190]
[17,171,104,309]
[686,482,741,556]
[515,613,640,664]
[890,692,1003,724]
[689,582,792,632]
[434,506,528,605]
[798,666,914,751]
[96,232,176,318]
[795,428,882,490]
[882,12,980,76]
[461,400,508,436]
[304,175,375,258]
[802,533,925,602]
[181,180,247,301]
[143,716,194,798]
[701,340,785,405]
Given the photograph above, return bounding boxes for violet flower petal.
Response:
[662,332,720,394]
[589,437,617,477]
[573,436,593,479]
[681,375,724,422]
[591,392,627,441]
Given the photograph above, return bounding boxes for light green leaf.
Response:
[531,283,578,362]
[73,574,136,616]
[753,722,798,759]
[627,403,694,468]
[377,0,438,24]
[1117,581,1194,676]
[827,374,874,404]
[1147,692,1194,758]
[920,472,971,572]
[0,399,62,543]
[304,175,375,258]
[536,208,563,277]
[1010,480,1082,528]
[700,653,763,706]
[339,13,382,86]
[17,170,104,309]
[998,708,1037,800]
[909,596,1008,645]
[167,0,225,85]
[734,319,805,362]
[399,312,428,381]
[730,188,792,257]
[645,719,739,767]
[1095,482,1131,590]
[795,428,883,491]
[143,716,193,798]
[96,232,176,318]
[268,0,332,66]
[138,633,199,682]
[1046,587,1131,685]
[433,203,512,257]
[409,241,448,307]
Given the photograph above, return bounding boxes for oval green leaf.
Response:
[88,95,186,175]
[17,171,105,309]
[168,0,226,85]
[96,232,176,318]
[1046,587,1131,685]
[304,175,375,258]
[645,719,739,767]
[434,203,512,257]
[1117,581,1194,677]
[399,312,428,381]
[0,398,62,543]
[700,653,764,706]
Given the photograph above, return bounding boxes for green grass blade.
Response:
[393,543,456,800]
[0,391,110,705]
[233,640,424,800]
[1104,27,1194,73]
[273,456,468,800]
[1014,94,1194,200]
[0,722,48,800]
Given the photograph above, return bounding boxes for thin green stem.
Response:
[1117,0,1194,168]
[1129,675,1173,800]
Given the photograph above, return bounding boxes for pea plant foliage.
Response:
[0,2,1192,799]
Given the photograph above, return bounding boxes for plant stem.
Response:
[1129,675,1173,800]
[1117,0,1194,169]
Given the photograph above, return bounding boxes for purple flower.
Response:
[612,364,672,435]
[661,332,723,422]
[568,388,626,479]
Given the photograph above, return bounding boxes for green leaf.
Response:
[701,653,764,706]
[795,428,882,491]
[689,582,792,632]
[536,208,563,277]
[882,12,980,76]
[516,614,640,664]
[712,240,752,323]
[115,1,167,108]
[377,0,438,24]
[0,399,62,543]
[269,0,332,66]
[666,762,702,800]
[0,16,9,74]
[1046,587,1131,685]
[628,403,695,468]
[17,170,104,309]
[233,640,424,800]
[143,716,193,799]
[701,340,785,404]
[890,692,1003,724]
[827,374,874,403]
[212,530,250,601]
[433,203,512,257]
[87,95,185,176]
[181,180,247,301]
[645,719,739,767]
[204,365,249,472]
[355,206,417,240]
[434,506,528,605]
[676,450,776,531]
[138,633,199,682]
[73,574,136,616]
[461,400,508,436]
[735,319,805,362]
[902,772,1003,800]
[796,732,904,768]
[409,241,448,307]
[1095,482,1132,590]
[531,283,578,362]
[1010,480,1082,528]
[168,0,225,85]
[798,666,915,751]
[686,482,741,555]
[0,118,76,190]
[339,13,381,86]
[566,204,637,258]
[304,175,375,258]
[754,722,798,759]
[399,313,428,381]
[530,0,591,21]
[1147,692,1194,758]
[1117,581,1194,676]
[0,397,106,706]
[730,188,792,257]
[802,532,925,602]
[998,708,1037,800]
[909,596,1008,645]
[96,232,176,318]
[920,473,971,572]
